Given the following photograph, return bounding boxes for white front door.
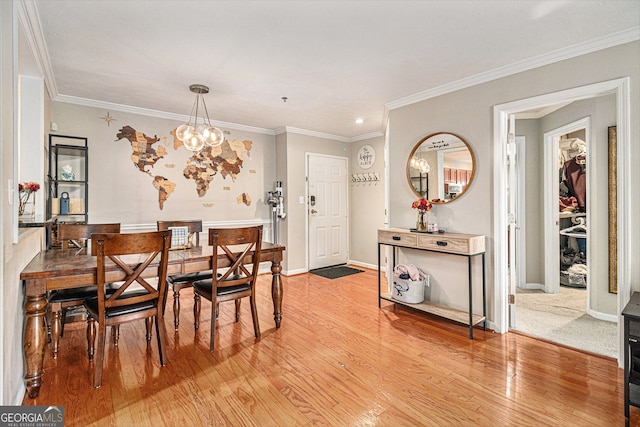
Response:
[307,154,348,270]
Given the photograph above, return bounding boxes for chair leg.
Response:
[86,318,96,361]
[210,299,217,352]
[94,322,107,388]
[51,310,62,359]
[60,309,67,337]
[173,288,181,331]
[145,317,153,343]
[155,314,167,366]
[235,299,241,322]
[112,325,120,346]
[215,302,219,319]
[250,295,261,339]
[194,293,201,330]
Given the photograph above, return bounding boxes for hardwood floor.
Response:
[23,268,635,426]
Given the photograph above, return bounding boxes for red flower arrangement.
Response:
[411,198,432,212]
[18,181,40,216]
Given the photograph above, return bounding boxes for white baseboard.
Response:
[283,268,307,276]
[347,260,380,271]
[486,320,500,334]
[588,309,618,323]
[520,282,545,291]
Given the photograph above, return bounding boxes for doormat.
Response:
[309,265,364,279]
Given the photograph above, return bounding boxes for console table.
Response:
[377,228,486,339]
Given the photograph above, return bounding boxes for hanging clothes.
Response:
[563,155,586,209]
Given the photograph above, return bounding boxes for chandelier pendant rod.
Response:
[187,97,198,127]
[201,96,213,127]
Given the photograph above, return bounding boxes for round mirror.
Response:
[406,132,475,203]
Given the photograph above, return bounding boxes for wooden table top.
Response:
[20,242,285,282]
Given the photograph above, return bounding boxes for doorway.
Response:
[512,116,617,358]
[493,78,630,367]
[306,153,348,270]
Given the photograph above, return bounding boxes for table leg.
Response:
[23,292,47,398]
[271,259,283,328]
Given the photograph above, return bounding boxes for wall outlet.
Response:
[50,122,58,131]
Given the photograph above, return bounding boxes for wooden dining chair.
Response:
[193,225,263,351]
[84,230,171,388]
[157,220,212,330]
[48,222,121,359]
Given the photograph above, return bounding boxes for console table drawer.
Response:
[378,230,417,247]
[417,234,485,255]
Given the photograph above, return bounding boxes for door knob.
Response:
[311,209,317,214]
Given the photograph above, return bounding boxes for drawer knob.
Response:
[437,241,448,246]
[392,236,401,241]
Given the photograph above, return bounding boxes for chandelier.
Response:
[176,84,224,151]
[410,155,430,174]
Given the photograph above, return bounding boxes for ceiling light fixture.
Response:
[355,118,364,124]
[410,155,431,174]
[176,84,224,151]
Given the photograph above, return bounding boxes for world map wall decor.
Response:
[116,125,253,210]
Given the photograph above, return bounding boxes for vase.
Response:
[416,210,427,231]
[19,193,35,220]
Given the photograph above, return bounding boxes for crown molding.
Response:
[18,0,57,99]
[53,94,276,135]
[386,26,640,111]
[275,126,383,143]
[278,126,350,142]
[349,131,384,142]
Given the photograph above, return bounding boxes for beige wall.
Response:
[514,119,543,285]
[49,102,277,226]
[349,136,386,268]
[279,132,351,274]
[387,41,640,320]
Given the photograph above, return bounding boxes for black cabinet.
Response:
[47,134,88,247]
[623,292,640,421]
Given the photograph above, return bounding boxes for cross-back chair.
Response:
[157,220,212,330]
[84,230,171,388]
[48,222,121,359]
[193,225,263,351]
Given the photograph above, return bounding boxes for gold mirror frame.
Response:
[406,132,476,204]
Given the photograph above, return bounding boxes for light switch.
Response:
[299,196,305,204]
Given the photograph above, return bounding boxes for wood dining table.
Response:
[20,241,285,398]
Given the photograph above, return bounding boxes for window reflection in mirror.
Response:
[406,132,475,203]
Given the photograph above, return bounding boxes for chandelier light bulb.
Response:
[183,132,205,151]
[204,126,224,147]
[176,124,193,141]
[418,159,431,173]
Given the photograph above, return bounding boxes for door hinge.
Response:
[508,294,515,305]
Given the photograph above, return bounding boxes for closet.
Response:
[558,135,587,288]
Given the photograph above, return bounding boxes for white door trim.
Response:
[493,77,630,368]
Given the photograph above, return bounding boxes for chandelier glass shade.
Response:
[410,155,430,174]
[177,84,224,151]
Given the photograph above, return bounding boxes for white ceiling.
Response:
[23,0,640,139]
